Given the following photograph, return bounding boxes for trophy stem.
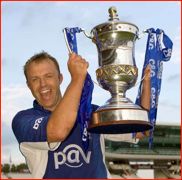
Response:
[109,87,126,98]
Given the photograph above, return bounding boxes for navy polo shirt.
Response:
[12,100,111,179]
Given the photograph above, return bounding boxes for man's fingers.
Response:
[80,59,86,63]
[68,52,77,61]
[80,59,89,69]
[85,62,89,69]
[68,53,83,62]
[68,53,89,70]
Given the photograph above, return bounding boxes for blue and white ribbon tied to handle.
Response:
[135,28,173,148]
[63,27,94,152]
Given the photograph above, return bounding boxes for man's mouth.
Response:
[41,90,50,94]
[40,89,51,100]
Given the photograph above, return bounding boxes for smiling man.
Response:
[25,56,63,111]
[12,51,112,179]
[12,51,150,179]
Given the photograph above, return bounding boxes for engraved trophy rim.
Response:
[91,21,139,37]
[90,6,139,37]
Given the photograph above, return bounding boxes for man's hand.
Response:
[135,130,150,139]
[68,52,89,82]
[141,64,151,111]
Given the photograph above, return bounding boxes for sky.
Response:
[1,1,181,179]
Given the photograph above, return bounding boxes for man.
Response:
[12,51,150,179]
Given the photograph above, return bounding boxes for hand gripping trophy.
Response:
[63,6,173,138]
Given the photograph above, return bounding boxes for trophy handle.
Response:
[63,28,102,88]
[138,29,163,42]
[63,28,93,53]
[138,30,147,40]
[81,28,93,39]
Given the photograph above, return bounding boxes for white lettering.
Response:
[157,34,162,51]
[54,144,91,169]
[149,34,155,50]
[67,150,80,163]
[156,89,160,108]
[33,123,39,130]
[82,127,87,141]
[149,59,156,77]
[33,117,44,130]
[54,151,66,169]
[151,87,156,108]
[163,48,172,58]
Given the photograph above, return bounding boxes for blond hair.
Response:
[23,51,61,80]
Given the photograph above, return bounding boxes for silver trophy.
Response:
[64,6,153,134]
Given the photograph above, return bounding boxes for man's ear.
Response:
[26,81,31,89]
[59,74,63,85]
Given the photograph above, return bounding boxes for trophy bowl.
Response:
[86,6,153,134]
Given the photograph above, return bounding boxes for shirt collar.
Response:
[33,100,52,113]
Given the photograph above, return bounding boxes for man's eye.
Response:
[33,78,38,81]
[47,76,52,78]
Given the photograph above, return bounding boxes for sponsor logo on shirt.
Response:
[33,117,44,130]
[82,126,87,141]
[54,144,91,169]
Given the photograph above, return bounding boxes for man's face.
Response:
[26,59,63,111]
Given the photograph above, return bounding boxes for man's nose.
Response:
[40,77,47,87]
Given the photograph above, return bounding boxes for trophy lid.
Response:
[91,6,139,37]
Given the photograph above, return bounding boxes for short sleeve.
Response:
[12,110,61,178]
[12,110,61,150]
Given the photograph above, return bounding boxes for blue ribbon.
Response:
[63,27,94,152]
[135,28,173,148]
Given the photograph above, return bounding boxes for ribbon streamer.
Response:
[63,27,94,152]
[135,28,173,148]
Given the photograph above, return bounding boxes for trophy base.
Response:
[87,107,153,134]
[87,120,153,134]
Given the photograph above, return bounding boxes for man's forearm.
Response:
[47,79,85,143]
[141,80,151,111]
[47,52,88,143]
[136,65,151,138]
